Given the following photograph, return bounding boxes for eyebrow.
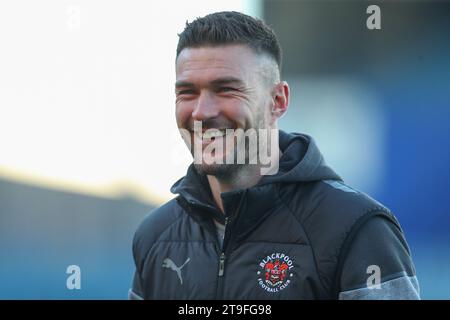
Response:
[175,77,245,89]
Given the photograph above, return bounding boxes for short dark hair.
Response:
[176,11,282,71]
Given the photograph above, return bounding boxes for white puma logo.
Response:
[162,258,190,285]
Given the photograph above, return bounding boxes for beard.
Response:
[191,113,269,180]
[194,162,246,181]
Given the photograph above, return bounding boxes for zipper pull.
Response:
[222,216,229,243]
[218,252,226,276]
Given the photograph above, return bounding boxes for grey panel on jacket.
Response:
[339,275,420,300]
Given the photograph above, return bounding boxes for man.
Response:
[129,11,419,300]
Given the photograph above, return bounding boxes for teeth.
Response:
[202,129,226,139]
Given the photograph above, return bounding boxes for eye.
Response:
[177,89,195,95]
[219,87,236,93]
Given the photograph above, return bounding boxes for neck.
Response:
[206,165,263,213]
[206,129,283,213]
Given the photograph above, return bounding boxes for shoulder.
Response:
[132,198,184,271]
[279,179,397,232]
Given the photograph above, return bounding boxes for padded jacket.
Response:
[130,131,419,300]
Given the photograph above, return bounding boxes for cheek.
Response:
[259,98,274,126]
[220,100,254,127]
[175,101,193,127]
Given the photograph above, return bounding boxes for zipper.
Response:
[218,216,229,277]
[218,252,226,276]
[216,216,229,299]
[215,191,245,299]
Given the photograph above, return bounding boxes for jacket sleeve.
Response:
[128,270,144,300]
[128,226,145,300]
[337,216,420,300]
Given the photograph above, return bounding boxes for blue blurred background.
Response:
[0,0,449,299]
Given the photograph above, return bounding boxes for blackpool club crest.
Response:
[257,252,294,293]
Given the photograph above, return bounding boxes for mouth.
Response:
[190,128,237,141]
[189,128,238,162]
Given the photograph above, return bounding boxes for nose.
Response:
[192,91,220,121]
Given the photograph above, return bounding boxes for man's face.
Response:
[175,44,276,177]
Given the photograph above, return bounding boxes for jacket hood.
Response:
[170,130,341,208]
[258,130,341,185]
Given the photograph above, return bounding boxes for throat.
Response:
[206,166,262,213]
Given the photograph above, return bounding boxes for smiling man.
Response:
[129,11,420,300]
[175,42,285,210]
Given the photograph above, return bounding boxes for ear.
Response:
[270,81,289,125]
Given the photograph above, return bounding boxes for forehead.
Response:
[175,44,262,83]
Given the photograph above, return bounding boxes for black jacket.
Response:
[130,131,419,299]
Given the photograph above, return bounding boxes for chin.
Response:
[194,163,244,179]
